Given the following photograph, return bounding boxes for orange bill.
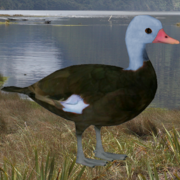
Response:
[153,29,179,44]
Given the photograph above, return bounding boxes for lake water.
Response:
[0,11,180,109]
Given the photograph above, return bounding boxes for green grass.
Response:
[0,21,17,25]
[0,149,86,180]
[0,73,180,179]
[0,73,8,86]
[1,124,180,179]
[0,73,4,81]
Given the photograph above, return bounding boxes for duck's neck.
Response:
[125,43,149,71]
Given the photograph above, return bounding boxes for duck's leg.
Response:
[94,125,127,161]
[76,133,108,167]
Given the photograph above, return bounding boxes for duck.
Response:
[1,15,179,168]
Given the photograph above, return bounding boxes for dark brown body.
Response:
[1,60,157,135]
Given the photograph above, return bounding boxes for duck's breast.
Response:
[86,60,157,126]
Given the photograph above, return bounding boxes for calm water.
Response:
[0,11,180,109]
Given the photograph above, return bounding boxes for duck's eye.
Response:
[145,28,152,34]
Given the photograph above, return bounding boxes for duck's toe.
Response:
[94,150,127,161]
[76,156,108,167]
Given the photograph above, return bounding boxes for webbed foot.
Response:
[76,156,108,168]
[94,150,127,161]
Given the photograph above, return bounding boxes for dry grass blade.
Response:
[68,157,76,177]
[173,171,180,180]
[115,137,123,151]
[1,160,23,180]
[60,156,69,180]
[153,164,159,180]
[48,156,55,180]
[22,168,28,180]
[164,172,168,180]
[163,124,180,160]
[35,149,40,178]
[125,162,133,178]
[45,152,50,179]
[56,168,61,180]
[40,160,44,180]
[27,168,34,180]
[147,162,154,180]
[138,174,147,180]
[0,165,8,180]
[59,156,86,180]
[74,166,86,180]
[34,149,56,180]
[172,128,180,155]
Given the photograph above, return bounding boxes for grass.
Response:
[0,75,180,179]
[0,73,8,87]
[0,14,23,17]
[0,21,17,25]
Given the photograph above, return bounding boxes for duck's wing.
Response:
[28,61,156,116]
[29,64,123,104]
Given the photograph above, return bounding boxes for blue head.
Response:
[125,15,163,45]
[125,15,179,70]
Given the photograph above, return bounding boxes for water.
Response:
[0,11,180,109]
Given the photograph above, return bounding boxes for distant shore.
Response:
[1,10,180,18]
[0,14,46,17]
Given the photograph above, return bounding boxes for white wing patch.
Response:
[60,94,89,114]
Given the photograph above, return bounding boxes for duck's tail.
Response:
[1,86,31,95]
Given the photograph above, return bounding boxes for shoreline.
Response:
[1,10,180,18]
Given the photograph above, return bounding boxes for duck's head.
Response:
[125,15,179,45]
